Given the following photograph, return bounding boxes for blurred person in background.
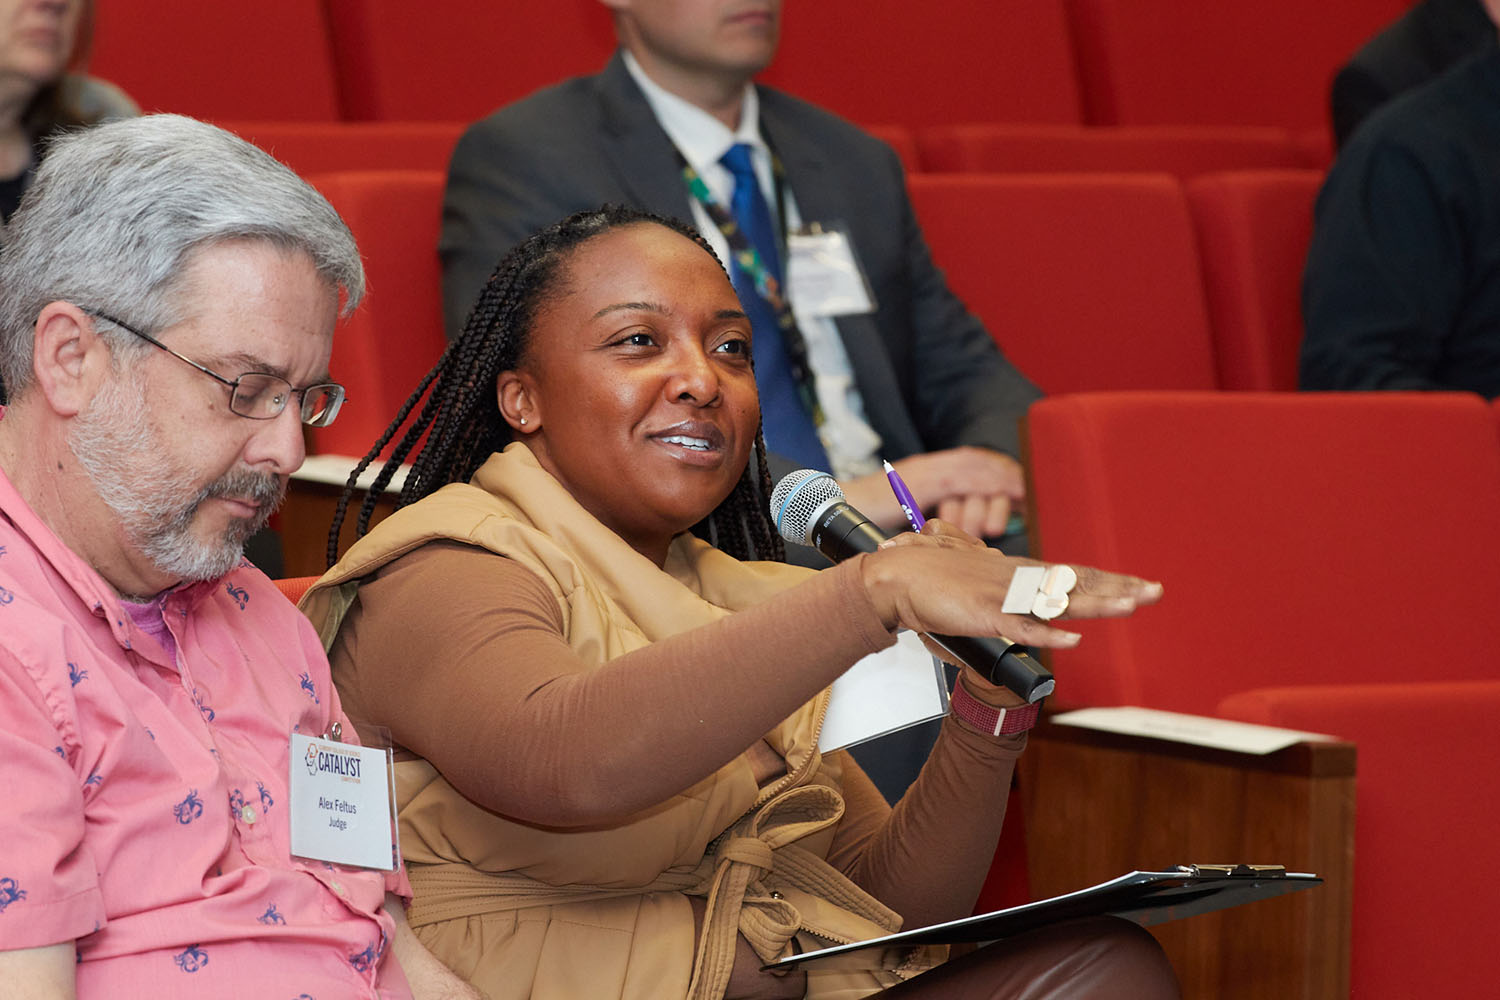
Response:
[0,0,136,225]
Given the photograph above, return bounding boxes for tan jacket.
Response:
[301,445,939,1000]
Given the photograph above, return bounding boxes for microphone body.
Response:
[775,472,1056,704]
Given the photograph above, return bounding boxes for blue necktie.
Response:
[720,142,831,472]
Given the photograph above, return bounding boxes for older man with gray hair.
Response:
[0,116,478,999]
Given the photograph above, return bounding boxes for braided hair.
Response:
[326,205,786,568]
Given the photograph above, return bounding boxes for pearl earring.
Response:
[519,417,527,426]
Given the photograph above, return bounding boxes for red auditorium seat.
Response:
[1186,170,1324,391]
[222,122,465,178]
[325,0,616,121]
[862,125,920,175]
[90,1,341,120]
[916,124,1311,178]
[307,171,448,460]
[759,0,1081,126]
[1064,0,1409,130]
[1025,391,1500,712]
[272,576,319,605]
[906,173,1217,393]
[1220,682,1500,1000]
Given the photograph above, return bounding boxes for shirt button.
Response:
[241,806,257,824]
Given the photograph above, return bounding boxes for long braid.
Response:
[326,205,786,568]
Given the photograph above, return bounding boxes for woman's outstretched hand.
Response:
[860,519,1163,649]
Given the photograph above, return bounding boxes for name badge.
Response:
[288,732,397,870]
[786,223,876,317]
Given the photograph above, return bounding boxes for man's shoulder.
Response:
[1336,43,1496,165]
[458,72,608,153]
[755,85,900,162]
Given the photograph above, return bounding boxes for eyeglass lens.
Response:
[229,374,344,428]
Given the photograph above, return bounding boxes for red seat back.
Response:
[1220,681,1500,1000]
[221,122,465,178]
[90,0,341,120]
[760,0,1081,126]
[1027,391,1500,711]
[325,0,616,121]
[917,124,1311,177]
[1187,170,1324,391]
[1065,0,1408,129]
[907,173,1217,393]
[272,575,320,605]
[863,125,920,175]
[308,171,448,461]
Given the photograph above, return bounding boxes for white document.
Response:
[819,630,949,752]
[1050,706,1336,755]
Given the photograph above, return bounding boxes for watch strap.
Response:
[950,680,1042,736]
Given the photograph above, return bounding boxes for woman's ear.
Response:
[496,370,539,434]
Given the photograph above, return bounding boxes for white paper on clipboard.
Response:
[819,630,949,753]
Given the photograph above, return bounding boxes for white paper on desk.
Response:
[819,630,949,752]
[292,454,411,490]
[1051,706,1336,755]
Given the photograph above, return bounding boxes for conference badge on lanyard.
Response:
[288,727,398,870]
[785,222,876,317]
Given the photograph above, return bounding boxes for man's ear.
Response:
[496,369,540,434]
[30,302,115,417]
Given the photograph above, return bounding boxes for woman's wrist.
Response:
[857,545,905,631]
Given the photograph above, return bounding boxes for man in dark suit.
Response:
[440,0,1040,545]
[1332,0,1497,148]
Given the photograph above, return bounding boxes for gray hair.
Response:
[0,114,364,396]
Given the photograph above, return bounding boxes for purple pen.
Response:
[882,460,926,532]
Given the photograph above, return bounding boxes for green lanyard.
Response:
[680,154,826,427]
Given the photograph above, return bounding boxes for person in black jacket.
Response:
[1331,0,1497,147]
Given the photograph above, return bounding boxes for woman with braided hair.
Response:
[301,206,1177,1000]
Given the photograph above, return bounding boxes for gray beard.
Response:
[67,370,285,584]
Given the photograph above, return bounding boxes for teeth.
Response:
[660,435,712,450]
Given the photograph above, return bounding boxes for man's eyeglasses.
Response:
[85,310,346,428]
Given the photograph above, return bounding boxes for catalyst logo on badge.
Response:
[306,742,363,781]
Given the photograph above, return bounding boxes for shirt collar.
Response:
[623,48,767,176]
[0,429,220,649]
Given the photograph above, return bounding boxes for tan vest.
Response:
[301,444,939,1000]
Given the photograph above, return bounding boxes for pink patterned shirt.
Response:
[0,462,413,998]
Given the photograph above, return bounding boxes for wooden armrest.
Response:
[1019,711,1353,1000]
[280,471,401,577]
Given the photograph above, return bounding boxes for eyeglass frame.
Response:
[82,309,347,428]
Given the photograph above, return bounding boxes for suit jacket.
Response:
[440,52,1040,463]
[1331,0,1494,148]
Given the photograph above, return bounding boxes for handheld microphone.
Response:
[770,469,1055,704]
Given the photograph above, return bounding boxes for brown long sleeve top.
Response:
[329,539,1026,929]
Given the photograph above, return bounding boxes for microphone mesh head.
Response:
[770,469,844,544]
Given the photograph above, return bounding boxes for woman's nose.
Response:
[666,345,722,405]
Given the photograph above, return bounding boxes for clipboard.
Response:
[764,864,1321,971]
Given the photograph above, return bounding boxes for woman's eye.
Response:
[716,337,750,356]
[616,331,656,348]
